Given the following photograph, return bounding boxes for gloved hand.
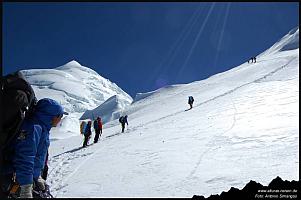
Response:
[35,176,46,191]
[19,184,33,198]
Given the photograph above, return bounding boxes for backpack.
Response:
[93,120,99,130]
[80,121,87,134]
[84,123,91,136]
[119,116,124,123]
[1,71,37,167]
[97,119,102,130]
[188,96,194,103]
[1,71,37,150]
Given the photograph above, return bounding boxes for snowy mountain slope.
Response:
[259,26,299,56]
[20,60,133,139]
[104,51,298,131]
[48,28,299,197]
[113,27,299,130]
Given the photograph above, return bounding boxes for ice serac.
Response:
[80,95,131,123]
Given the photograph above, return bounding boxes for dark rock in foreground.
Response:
[192,176,299,200]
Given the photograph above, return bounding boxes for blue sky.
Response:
[2,2,299,98]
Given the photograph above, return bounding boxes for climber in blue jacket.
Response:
[0,98,68,198]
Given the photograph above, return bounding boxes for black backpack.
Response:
[188,96,194,103]
[1,71,37,153]
[119,116,124,123]
[93,120,99,130]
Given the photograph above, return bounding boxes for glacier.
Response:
[23,27,298,197]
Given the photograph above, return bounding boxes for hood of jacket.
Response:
[33,98,65,131]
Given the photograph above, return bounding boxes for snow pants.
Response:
[83,133,91,147]
[121,123,125,133]
[94,129,102,143]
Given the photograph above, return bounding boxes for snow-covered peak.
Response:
[62,60,82,67]
[279,27,299,51]
[21,61,133,114]
[56,60,100,77]
[259,26,299,57]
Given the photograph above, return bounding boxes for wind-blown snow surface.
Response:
[21,60,133,139]
[48,28,298,197]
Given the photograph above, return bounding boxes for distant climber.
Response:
[83,121,92,147]
[188,96,194,109]
[248,57,256,63]
[119,115,128,133]
[93,117,103,143]
[248,57,253,63]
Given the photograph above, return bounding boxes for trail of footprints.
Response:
[48,146,94,197]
